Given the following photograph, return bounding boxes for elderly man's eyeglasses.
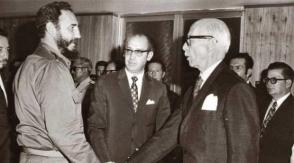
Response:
[263,77,288,84]
[124,48,150,57]
[185,35,214,46]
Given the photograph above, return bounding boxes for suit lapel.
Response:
[182,62,225,124]
[118,70,133,111]
[266,95,293,126]
[137,75,151,112]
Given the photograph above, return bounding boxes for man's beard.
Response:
[56,36,77,52]
[55,26,78,51]
[0,59,8,70]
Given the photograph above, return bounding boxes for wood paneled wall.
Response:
[0,13,119,74]
[240,5,294,83]
[77,14,119,66]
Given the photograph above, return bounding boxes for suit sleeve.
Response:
[0,105,11,163]
[87,79,112,162]
[127,106,182,163]
[155,85,172,131]
[37,62,100,163]
[224,83,260,163]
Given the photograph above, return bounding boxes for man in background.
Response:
[95,60,107,77]
[13,2,100,163]
[71,56,95,128]
[147,60,181,111]
[147,59,182,163]
[0,28,12,163]
[259,62,294,163]
[229,52,254,85]
[87,34,170,163]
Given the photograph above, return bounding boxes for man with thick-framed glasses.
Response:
[259,62,294,163]
[87,34,171,163]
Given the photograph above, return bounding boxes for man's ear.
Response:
[286,79,293,89]
[146,51,154,61]
[246,68,253,78]
[46,22,57,37]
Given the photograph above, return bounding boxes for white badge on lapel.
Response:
[201,94,218,111]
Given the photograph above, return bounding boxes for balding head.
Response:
[183,18,231,72]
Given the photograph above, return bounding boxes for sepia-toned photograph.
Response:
[0,0,293,163]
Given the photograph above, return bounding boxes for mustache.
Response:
[69,39,79,45]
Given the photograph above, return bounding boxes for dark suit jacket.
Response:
[87,69,170,163]
[259,95,294,163]
[127,62,260,163]
[0,75,11,163]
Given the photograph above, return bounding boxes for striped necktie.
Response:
[260,101,277,137]
[131,76,138,112]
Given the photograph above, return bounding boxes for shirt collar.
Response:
[125,68,144,81]
[199,60,222,87]
[274,92,291,108]
[41,39,71,68]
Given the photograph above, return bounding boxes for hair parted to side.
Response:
[95,61,107,70]
[123,33,154,52]
[268,62,294,82]
[35,1,72,38]
[147,59,166,72]
[191,18,231,53]
[230,52,254,70]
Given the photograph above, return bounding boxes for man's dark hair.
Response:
[147,59,166,72]
[0,28,8,37]
[72,57,93,74]
[267,62,294,82]
[95,61,107,71]
[230,52,254,71]
[35,1,72,38]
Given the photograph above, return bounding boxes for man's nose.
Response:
[182,43,188,52]
[75,28,81,39]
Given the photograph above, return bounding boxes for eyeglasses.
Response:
[71,66,88,72]
[263,77,288,84]
[148,70,162,75]
[105,70,116,73]
[185,35,214,46]
[230,65,245,71]
[124,48,150,57]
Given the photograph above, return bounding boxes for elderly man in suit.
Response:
[127,18,260,163]
[0,28,11,163]
[87,34,171,163]
[259,62,294,163]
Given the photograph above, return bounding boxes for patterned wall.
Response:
[241,5,294,84]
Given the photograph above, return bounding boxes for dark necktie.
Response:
[131,76,138,112]
[193,76,203,98]
[260,101,277,137]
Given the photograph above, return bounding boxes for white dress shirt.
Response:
[199,60,222,88]
[0,74,8,105]
[263,93,291,122]
[125,69,144,99]
[291,144,294,163]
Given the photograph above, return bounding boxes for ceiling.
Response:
[0,0,293,17]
